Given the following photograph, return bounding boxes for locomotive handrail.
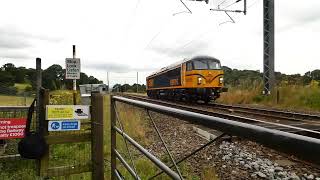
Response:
[111,95,320,169]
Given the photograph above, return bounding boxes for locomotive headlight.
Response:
[219,77,224,84]
[197,77,202,84]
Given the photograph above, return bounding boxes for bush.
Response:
[301,91,320,109]
[25,86,33,92]
[253,95,264,103]
[0,86,17,95]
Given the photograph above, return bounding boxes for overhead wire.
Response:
[173,0,192,16]
[169,0,255,52]
[247,0,261,9]
[134,0,257,68]
[123,0,142,44]
[222,0,242,9]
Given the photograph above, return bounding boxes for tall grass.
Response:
[0,95,34,106]
[218,84,320,111]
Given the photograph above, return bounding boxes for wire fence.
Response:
[0,106,38,180]
[0,82,35,106]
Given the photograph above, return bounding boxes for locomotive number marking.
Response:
[170,79,179,86]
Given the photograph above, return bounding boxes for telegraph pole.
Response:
[72,45,77,104]
[107,72,110,92]
[136,72,139,93]
[263,0,275,95]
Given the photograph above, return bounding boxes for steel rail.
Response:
[113,96,320,165]
[211,103,320,121]
[121,95,320,139]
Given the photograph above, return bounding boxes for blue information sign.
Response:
[48,120,80,131]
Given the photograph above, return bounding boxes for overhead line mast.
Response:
[262,0,275,95]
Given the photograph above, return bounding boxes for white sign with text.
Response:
[65,58,80,79]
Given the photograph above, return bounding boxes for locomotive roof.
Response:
[147,56,220,78]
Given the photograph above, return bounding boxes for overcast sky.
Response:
[0,0,319,85]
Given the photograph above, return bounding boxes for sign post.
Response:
[65,45,80,105]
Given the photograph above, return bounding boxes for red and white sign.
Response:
[0,118,27,139]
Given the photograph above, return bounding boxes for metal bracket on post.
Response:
[263,0,275,95]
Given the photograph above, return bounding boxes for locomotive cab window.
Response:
[208,61,221,69]
[193,60,207,70]
[186,62,193,71]
[193,59,221,70]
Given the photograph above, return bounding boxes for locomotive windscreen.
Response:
[192,59,221,70]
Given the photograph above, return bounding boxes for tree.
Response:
[2,63,16,73]
[43,64,64,90]
[15,67,27,83]
[311,70,320,81]
[112,84,122,92]
[0,71,15,87]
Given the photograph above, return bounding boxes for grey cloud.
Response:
[85,62,156,73]
[0,34,32,49]
[0,27,63,49]
[150,40,209,58]
[278,8,320,32]
[0,52,32,59]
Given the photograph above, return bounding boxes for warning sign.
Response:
[47,106,74,119]
[46,105,90,120]
[48,120,81,131]
[0,118,27,139]
[65,58,80,79]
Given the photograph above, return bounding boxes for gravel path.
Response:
[145,112,320,179]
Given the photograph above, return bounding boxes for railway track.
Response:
[118,94,320,139]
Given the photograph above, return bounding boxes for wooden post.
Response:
[36,58,42,131]
[39,89,50,177]
[72,45,77,105]
[110,95,116,180]
[136,72,139,93]
[91,93,104,180]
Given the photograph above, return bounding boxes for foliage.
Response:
[0,71,15,87]
[221,66,320,88]
[112,83,146,93]
[0,62,102,92]
[0,95,34,105]
[218,84,320,111]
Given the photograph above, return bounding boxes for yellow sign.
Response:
[47,106,74,120]
[46,105,90,120]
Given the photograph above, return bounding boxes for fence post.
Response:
[36,58,42,131]
[110,95,116,180]
[91,93,104,180]
[39,89,50,177]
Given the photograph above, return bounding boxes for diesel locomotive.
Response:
[146,56,226,103]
